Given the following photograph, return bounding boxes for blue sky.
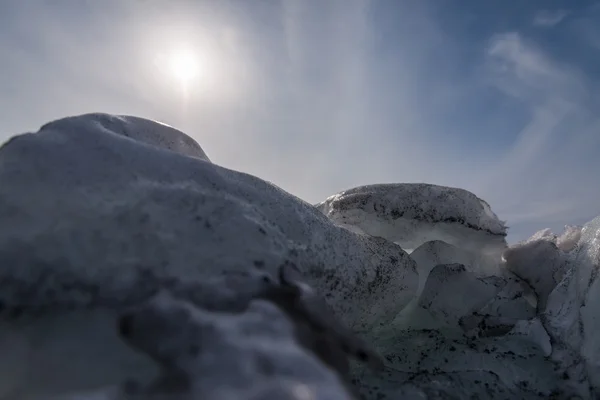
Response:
[0,0,599,243]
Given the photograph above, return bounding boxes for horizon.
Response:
[1,0,599,244]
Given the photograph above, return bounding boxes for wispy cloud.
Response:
[480,32,600,238]
[533,10,569,27]
[485,33,584,101]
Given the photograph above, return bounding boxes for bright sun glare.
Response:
[169,49,200,83]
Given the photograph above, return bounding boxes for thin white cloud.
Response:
[480,32,600,236]
[533,10,569,27]
[486,32,584,101]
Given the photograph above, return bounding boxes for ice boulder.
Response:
[315,183,508,254]
[417,264,504,327]
[409,241,474,296]
[557,225,583,252]
[0,114,419,398]
[504,233,572,312]
[408,240,504,297]
[543,216,600,395]
[414,264,534,333]
[475,273,536,321]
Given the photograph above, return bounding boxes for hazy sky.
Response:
[1,0,599,243]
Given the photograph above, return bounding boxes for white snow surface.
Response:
[557,225,583,252]
[0,114,414,399]
[315,183,508,254]
[541,217,600,393]
[40,113,212,162]
[0,113,417,333]
[0,113,598,399]
[504,236,572,312]
[521,225,582,253]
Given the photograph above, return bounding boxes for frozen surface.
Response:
[0,114,418,333]
[0,114,416,398]
[543,216,600,395]
[409,241,475,297]
[523,225,583,253]
[0,113,597,399]
[557,225,583,252]
[503,220,600,397]
[476,273,536,322]
[415,264,534,335]
[315,183,508,253]
[504,238,572,312]
[526,228,557,242]
[353,328,572,399]
[34,294,354,400]
[40,113,211,161]
[5,263,383,400]
[417,264,504,327]
[115,292,354,400]
[409,240,502,296]
[508,318,552,357]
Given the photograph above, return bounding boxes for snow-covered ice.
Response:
[0,113,598,399]
[0,113,414,399]
[557,225,583,252]
[504,234,572,312]
[417,263,505,327]
[315,183,508,254]
[0,113,418,334]
[542,217,600,393]
[409,240,503,297]
[40,113,212,162]
[508,318,552,357]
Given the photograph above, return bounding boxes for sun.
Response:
[169,48,200,84]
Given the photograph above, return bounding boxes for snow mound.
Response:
[0,114,418,398]
[315,183,507,253]
[0,112,597,399]
[40,113,211,161]
[0,114,418,332]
